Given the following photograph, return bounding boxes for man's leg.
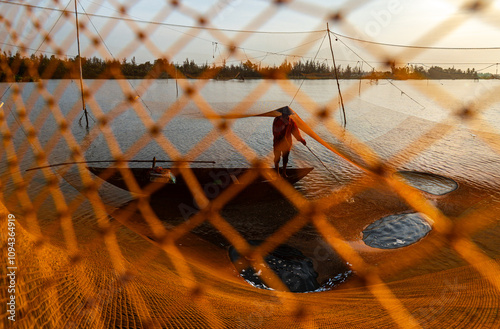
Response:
[273,148,281,174]
[282,150,290,177]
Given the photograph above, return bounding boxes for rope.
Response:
[0,84,11,99]
[289,32,327,107]
[304,144,337,181]
[327,24,347,128]
[330,29,500,50]
[333,34,427,110]
[76,1,154,116]
[288,28,339,181]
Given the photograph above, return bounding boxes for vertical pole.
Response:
[327,23,346,128]
[358,62,363,96]
[75,0,89,129]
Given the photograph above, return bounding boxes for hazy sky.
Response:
[3,0,500,73]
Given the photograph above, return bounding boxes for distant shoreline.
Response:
[1,77,494,82]
[2,53,492,82]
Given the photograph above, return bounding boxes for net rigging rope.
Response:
[304,144,338,181]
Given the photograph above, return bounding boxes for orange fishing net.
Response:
[1,1,499,328]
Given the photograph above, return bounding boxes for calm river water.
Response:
[3,79,500,195]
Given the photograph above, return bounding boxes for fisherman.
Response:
[273,106,306,177]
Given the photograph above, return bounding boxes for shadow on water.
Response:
[146,192,354,293]
[112,166,488,292]
[45,160,499,293]
[69,163,354,293]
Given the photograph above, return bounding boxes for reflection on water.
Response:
[1,79,500,288]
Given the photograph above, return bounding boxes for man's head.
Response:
[279,106,293,118]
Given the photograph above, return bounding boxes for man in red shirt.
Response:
[273,106,306,177]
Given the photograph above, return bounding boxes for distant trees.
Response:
[426,66,478,79]
[0,51,482,82]
[365,64,479,80]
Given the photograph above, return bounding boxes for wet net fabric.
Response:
[4,218,499,329]
[1,1,500,328]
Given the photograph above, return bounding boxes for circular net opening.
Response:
[395,171,458,195]
[362,213,432,249]
[229,240,352,293]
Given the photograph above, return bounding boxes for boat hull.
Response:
[87,167,313,201]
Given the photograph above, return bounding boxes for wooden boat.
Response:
[87,166,313,201]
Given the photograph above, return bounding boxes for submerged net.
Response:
[1,1,500,328]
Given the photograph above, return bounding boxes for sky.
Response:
[3,0,500,73]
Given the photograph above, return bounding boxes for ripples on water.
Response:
[3,79,500,193]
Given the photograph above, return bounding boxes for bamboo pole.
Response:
[74,0,89,129]
[327,22,347,128]
[26,159,216,172]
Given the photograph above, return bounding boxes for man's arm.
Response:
[291,119,306,145]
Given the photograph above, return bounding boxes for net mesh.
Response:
[1,1,500,328]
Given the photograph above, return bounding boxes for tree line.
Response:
[0,51,486,82]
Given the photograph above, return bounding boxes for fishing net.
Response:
[1,1,499,328]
